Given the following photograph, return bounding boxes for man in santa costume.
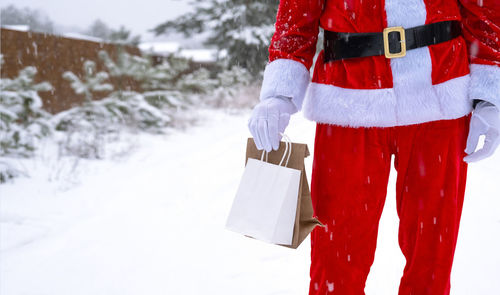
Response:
[248,0,499,294]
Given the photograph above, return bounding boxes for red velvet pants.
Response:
[309,114,471,295]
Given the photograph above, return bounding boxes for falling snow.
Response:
[326,280,335,292]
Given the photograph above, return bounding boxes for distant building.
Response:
[139,42,181,55]
[1,27,141,113]
[139,41,226,66]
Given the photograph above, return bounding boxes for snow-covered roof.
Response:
[139,41,227,63]
[139,42,181,54]
[178,49,219,63]
[1,26,106,43]
[1,25,30,32]
[62,32,104,43]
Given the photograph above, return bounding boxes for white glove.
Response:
[248,96,298,152]
[464,101,500,163]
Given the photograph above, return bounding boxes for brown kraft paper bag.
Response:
[245,137,325,249]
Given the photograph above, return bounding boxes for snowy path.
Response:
[1,108,499,295]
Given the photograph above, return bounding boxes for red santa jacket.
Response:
[259,0,500,127]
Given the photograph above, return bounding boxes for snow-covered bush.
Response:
[0,61,53,157]
[118,53,176,91]
[142,90,188,110]
[0,57,54,182]
[98,49,141,79]
[99,48,256,110]
[53,61,116,158]
[100,50,199,102]
[0,160,22,183]
[53,91,172,159]
[176,67,219,94]
[142,55,191,91]
[143,53,255,109]
[217,65,253,89]
[0,46,257,182]
[99,48,256,111]
[54,60,173,158]
[98,49,150,95]
[105,91,171,132]
[62,60,114,102]
[56,60,115,131]
[200,65,256,108]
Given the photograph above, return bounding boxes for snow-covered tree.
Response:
[176,68,219,94]
[0,56,53,157]
[137,53,202,93]
[205,66,254,108]
[137,55,195,110]
[98,49,150,96]
[0,160,21,183]
[62,60,114,103]
[151,0,279,77]
[118,53,164,91]
[0,5,55,33]
[53,61,116,158]
[109,26,141,46]
[105,91,171,131]
[54,57,174,159]
[217,65,252,89]
[137,53,254,109]
[85,19,112,40]
[99,50,202,109]
[84,20,140,45]
[57,60,116,132]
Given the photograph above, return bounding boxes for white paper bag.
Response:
[225,134,301,245]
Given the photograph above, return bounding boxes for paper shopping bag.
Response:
[225,135,324,249]
[225,136,301,245]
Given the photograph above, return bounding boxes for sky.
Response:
[1,0,193,42]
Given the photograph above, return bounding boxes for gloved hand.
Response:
[248,96,298,152]
[464,101,500,163]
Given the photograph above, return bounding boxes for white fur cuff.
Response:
[259,58,311,111]
[469,64,500,109]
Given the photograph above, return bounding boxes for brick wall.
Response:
[1,28,142,114]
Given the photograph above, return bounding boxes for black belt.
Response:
[323,20,462,62]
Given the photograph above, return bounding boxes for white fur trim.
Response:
[303,46,473,127]
[469,64,500,109]
[385,0,426,27]
[303,75,472,127]
[259,58,310,111]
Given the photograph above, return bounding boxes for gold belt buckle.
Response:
[383,26,406,58]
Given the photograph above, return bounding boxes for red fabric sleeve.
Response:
[458,0,500,108]
[268,0,325,70]
[459,0,500,66]
[259,0,325,110]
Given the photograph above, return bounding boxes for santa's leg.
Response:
[394,114,471,295]
[309,122,392,295]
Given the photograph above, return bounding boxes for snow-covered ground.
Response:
[1,108,499,295]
